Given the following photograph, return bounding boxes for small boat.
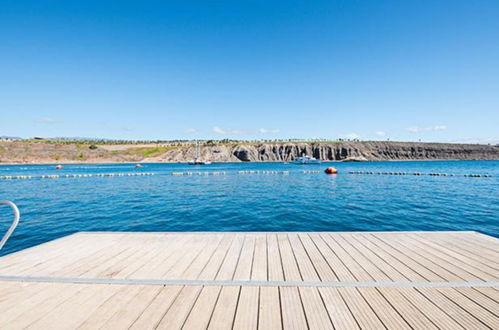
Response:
[135,164,142,168]
[55,164,63,169]
[293,154,321,165]
[188,160,212,165]
[188,141,212,165]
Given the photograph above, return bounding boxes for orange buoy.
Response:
[55,164,63,170]
[324,167,338,174]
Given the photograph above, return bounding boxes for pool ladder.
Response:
[0,201,20,251]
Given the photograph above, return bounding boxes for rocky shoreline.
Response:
[152,141,499,162]
[1,141,498,164]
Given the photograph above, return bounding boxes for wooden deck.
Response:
[0,231,498,329]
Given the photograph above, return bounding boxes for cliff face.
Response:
[147,141,499,162]
[1,141,498,164]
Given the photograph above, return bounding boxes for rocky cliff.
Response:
[1,141,498,164]
[147,141,499,162]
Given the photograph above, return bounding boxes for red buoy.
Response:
[324,167,338,174]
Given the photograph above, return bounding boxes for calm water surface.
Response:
[0,161,498,256]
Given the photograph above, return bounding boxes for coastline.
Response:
[1,159,499,166]
[1,140,498,164]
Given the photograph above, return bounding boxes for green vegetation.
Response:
[18,138,356,146]
[125,146,177,158]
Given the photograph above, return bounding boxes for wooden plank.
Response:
[280,286,308,330]
[277,234,302,281]
[181,234,225,280]
[434,234,499,267]
[0,234,79,268]
[9,236,115,276]
[365,233,443,281]
[413,233,499,274]
[129,286,183,329]
[26,284,119,330]
[110,240,167,279]
[397,287,465,329]
[0,283,83,328]
[337,287,385,329]
[162,236,215,279]
[417,288,489,329]
[94,285,162,329]
[251,234,268,281]
[475,287,499,303]
[437,288,499,329]
[233,235,256,281]
[399,234,490,281]
[1,232,499,330]
[460,233,499,254]
[288,233,320,281]
[377,287,438,329]
[233,286,259,330]
[77,285,144,329]
[129,235,192,279]
[320,233,373,281]
[358,287,411,329]
[456,287,499,317]
[79,246,138,278]
[346,234,412,281]
[208,286,240,330]
[309,234,356,281]
[318,287,359,330]
[0,234,93,274]
[267,234,284,281]
[216,235,245,280]
[156,285,203,329]
[298,233,337,281]
[258,286,282,330]
[183,286,222,329]
[0,281,31,304]
[375,234,465,282]
[332,234,392,281]
[54,238,134,278]
[299,287,334,329]
[0,282,56,315]
[197,235,234,280]
[147,235,209,279]
[356,233,428,281]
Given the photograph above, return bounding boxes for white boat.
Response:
[188,141,212,165]
[293,154,321,164]
[188,159,212,165]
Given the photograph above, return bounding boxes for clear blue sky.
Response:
[1,0,498,142]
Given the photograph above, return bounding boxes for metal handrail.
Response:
[0,201,20,251]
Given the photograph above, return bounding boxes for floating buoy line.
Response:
[1,169,492,180]
[0,172,155,180]
[349,171,491,178]
[172,171,228,176]
[172,170,290,176]
[238,170,289,175]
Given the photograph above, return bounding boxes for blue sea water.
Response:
[0,161,498,256]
